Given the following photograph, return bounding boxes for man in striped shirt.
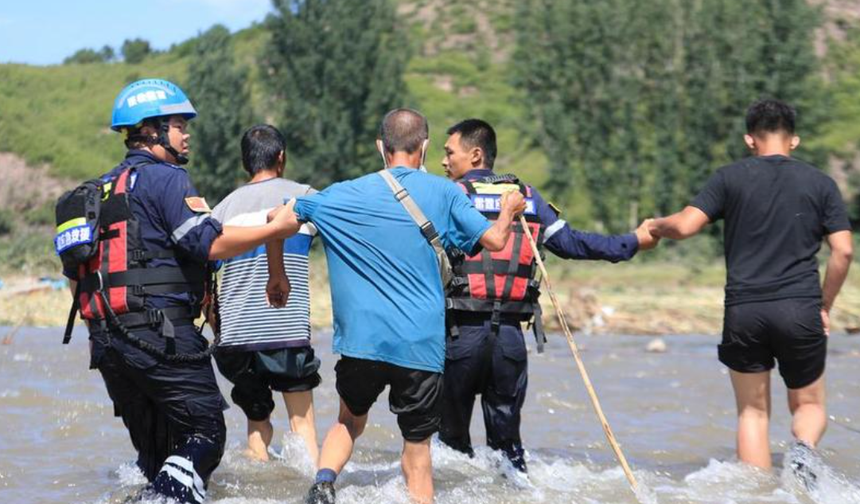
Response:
[212,125,320,464]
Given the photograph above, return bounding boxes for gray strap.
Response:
[378,170,453,287]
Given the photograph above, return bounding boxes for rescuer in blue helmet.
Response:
[61,78,299,503]
[110,78,198,165]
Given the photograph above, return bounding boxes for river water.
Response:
[1,327,859,504]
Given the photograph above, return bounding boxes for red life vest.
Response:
[446,174,545,347]
[69,165,205,336]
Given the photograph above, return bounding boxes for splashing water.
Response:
[782,443,860,504]
[2,329,859,504]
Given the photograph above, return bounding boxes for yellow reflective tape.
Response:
[56,217,87,234]
[102,182,112,200]
[470,182,520,195]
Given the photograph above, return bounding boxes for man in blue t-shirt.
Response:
[264,109,525,504]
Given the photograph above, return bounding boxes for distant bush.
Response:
[0,228,59,274]
[0,209,14,236]
[122,38,151,64]
[452,17,477,34]
[23,202,55,227]
[63,45,114,65]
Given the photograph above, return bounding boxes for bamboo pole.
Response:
[520,215,639,492]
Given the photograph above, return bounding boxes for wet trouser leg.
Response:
[482,323,528,473]
[95,325,227,503]
[96,341,171,480]
[439,324,489,456]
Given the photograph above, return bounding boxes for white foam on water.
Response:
[271,432,317,478]
[781,445,860,504]
[91,445,860,504]
[633,481,660,504]
[210,499,281,504]
[12,352,32,362]
[667,459,795,504]
[338,475,412,504]
[115,462,147,487]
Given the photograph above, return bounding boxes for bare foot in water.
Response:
[246,419,274,461]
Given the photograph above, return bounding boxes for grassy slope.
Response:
[0,0,856,278]
[0,1,554,205]
[1,0,855,223]
[0,54,188,181]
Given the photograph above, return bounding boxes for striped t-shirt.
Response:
[212,177,316,352]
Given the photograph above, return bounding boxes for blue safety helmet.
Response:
[110,79,197,132]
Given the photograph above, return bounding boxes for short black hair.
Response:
[379,108,429,154]
[241,124,285,175]
[446,118,497,170]
[745,99,796,136]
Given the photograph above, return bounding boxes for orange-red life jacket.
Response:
[446,174,546,349]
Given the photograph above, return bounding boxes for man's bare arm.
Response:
[650,206,711,240]
[478,191,526,251]
[208,202,301,260]
[822,230,853,313]
[266,238,291,307]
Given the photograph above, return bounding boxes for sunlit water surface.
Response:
[1,327,858,504]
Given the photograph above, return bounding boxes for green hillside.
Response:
[2,1,859,213]
[0,0,547,184]
[1,0,859,276]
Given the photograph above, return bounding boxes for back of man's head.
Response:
[241,124,285,176]
[379,108,429,154]
[746,99,796,137]
[447,118,497,169]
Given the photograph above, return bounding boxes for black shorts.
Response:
[215,346,321,421]
[719,298,827,389]
[335,356,442,442]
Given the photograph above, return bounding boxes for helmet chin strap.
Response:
[157,118,189,165]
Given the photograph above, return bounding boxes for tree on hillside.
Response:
[262,0,409,188]
[676,0,824,193]
[511,0,647,230]
[512,0,824,234]
[817,25,860,224]
[186,24,253,204]
[63,45,115,64]
[122,38,151,64]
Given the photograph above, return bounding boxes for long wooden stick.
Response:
[520,215,639,492]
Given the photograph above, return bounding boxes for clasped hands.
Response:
[636,218,661,251]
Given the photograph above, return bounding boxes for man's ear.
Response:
[470,147,483,167]
[276,150,286,174]
[790,135,801,150]
[377,139,388,168]
[743,134,756,151]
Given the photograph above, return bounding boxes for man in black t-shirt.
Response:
[650,99,853,473]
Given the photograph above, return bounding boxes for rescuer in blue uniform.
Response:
[439,119,659,473]
[61,79,297,503]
